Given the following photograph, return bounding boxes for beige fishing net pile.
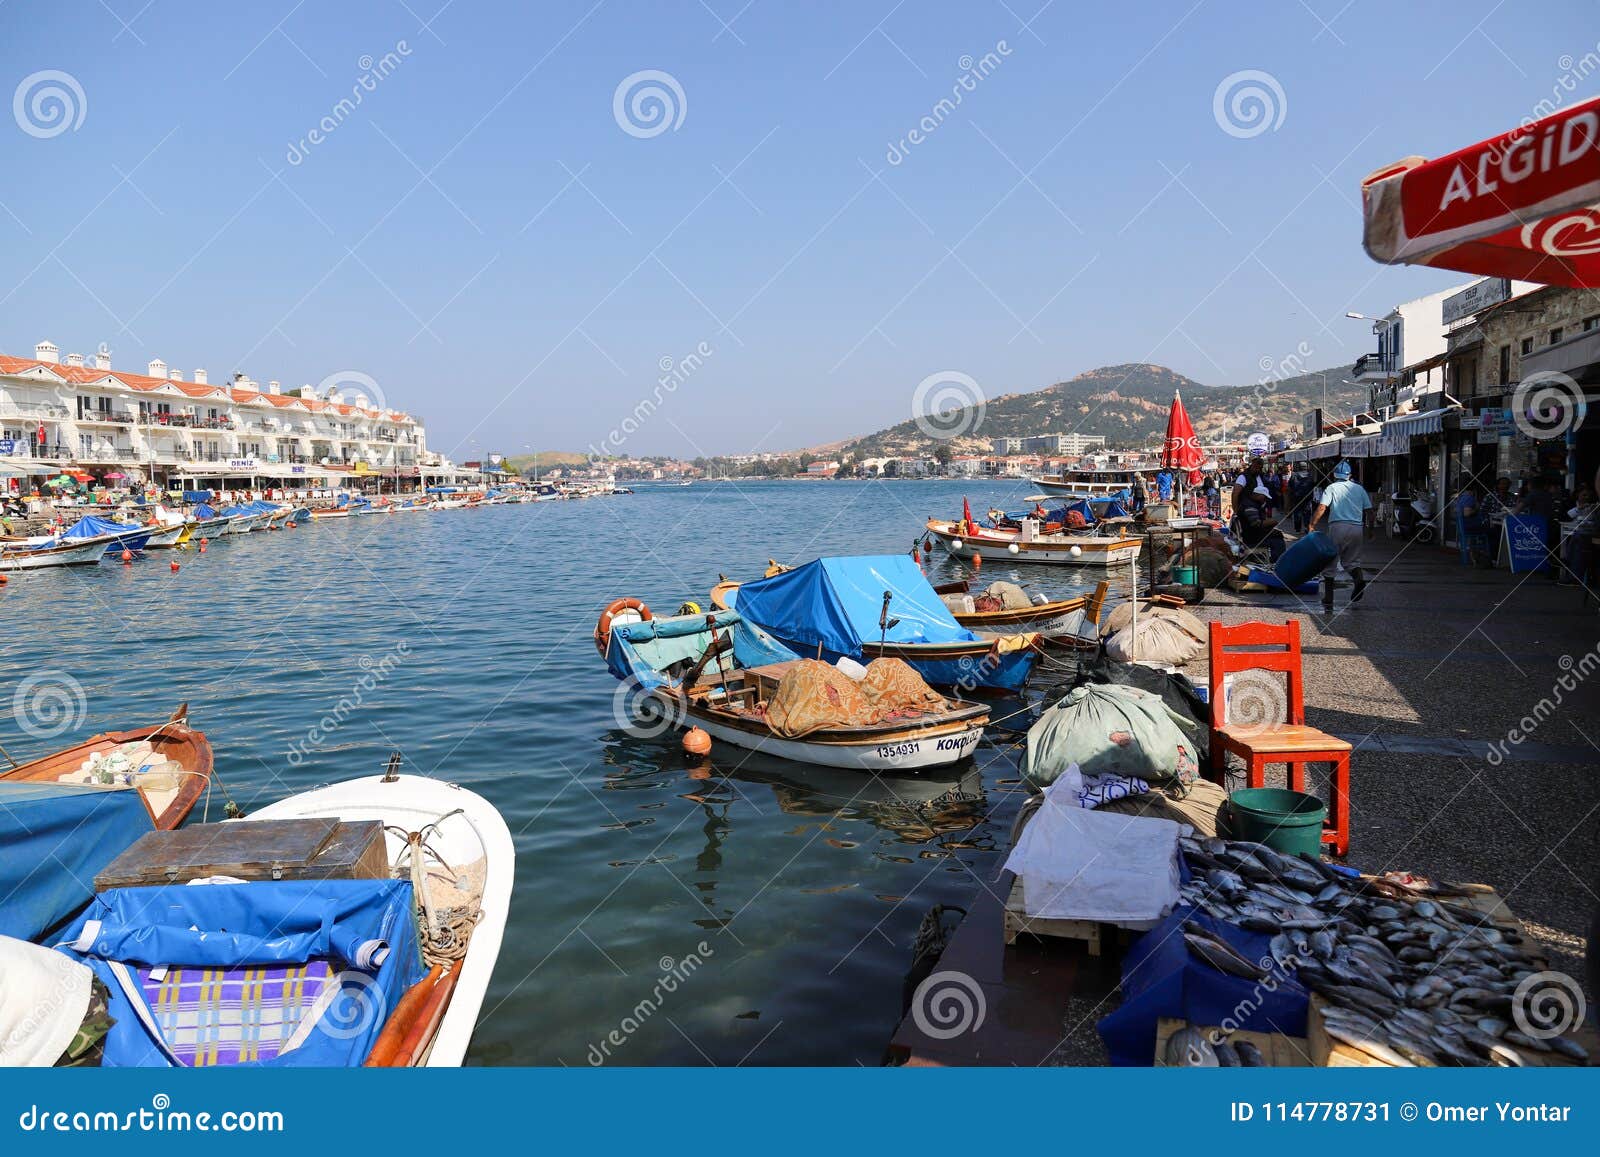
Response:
[764,658,947,737]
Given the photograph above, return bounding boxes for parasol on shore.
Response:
[1162,390,1205,503]
[1362,95,1600,288]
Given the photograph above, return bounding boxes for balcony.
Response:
[76,409,137,425]
[1,441,72,460]
[1353,352,1395,382]
[0,401,71,420]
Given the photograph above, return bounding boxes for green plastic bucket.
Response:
[1227,788,1327,857]
[1171,565,1198,584]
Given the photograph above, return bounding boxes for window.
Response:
[1550,327,1564,344]
[1585,315,1599,332]
[78,433,93,456]
[1521,337,1534,355]
[1498,345,1510,385]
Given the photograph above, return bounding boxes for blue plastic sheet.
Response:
[735,555,982,655]
[1097,905,1309,1065]
[63,879,425,1068]
[0,782,154,942]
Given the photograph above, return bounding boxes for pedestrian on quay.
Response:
[1289,465,1313,533]
[1308,459,1373,610]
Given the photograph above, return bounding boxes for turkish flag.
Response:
[962,496,974,536]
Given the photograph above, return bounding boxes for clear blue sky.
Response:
[1,1,1591,459]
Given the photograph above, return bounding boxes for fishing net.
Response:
[858,657,947,719]
[764,660,878,737]
[1024,683,1202,789]
[1105,615,1206,666]
[983,580,1031,610]
[1100,602,1207,640]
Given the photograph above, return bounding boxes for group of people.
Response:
[1458,474,1598,576]
[1227,457,1373,610]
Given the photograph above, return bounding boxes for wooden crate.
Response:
[1155,1017,1312,1066]
[1002,876,1156,955]
[95,817,389,889]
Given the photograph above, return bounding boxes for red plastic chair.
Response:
[1207,619,1351,855]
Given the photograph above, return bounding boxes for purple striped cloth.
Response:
[139,960,336,1066]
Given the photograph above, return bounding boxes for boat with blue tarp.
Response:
[596,600,990,771]
[721,554,1038,692]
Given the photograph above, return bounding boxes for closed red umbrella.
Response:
[1162,390,1203,471]
[1362,96,1600,288]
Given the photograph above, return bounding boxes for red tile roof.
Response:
[0,353,413,423]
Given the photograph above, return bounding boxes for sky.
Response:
[1,1,1593,460]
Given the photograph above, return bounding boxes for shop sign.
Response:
[1246,432,1269,457]
[1371,432,1409,457]
[1458,416,1481,430]
[227,457,258,470]
[1501,515,1550,573]
[1441,277,1511,325]
[0,438,13,454]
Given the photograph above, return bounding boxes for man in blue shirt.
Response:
[1308,460,1373,610]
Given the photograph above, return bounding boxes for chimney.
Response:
[94,348,111,371]
[65,352,85,367]
[34,340,59,364]
[169,368,183,381]
[193,369,207,384]
[269,381,282,395]
[147,358,167,379]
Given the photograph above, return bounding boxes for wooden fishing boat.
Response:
[0,536,112,570]
[246,767,513,1067]
[0,704,213,829]
[924,516,1141,567]
[1028,466,1141,499]
[600,605,989,772]
[930,578,1110,648]
[309,505,354,520]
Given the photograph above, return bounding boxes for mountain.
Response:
[836,363,1364,457]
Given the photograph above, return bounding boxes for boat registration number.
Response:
[875,741,921,759]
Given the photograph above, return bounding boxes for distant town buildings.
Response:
[990,433,1105,456]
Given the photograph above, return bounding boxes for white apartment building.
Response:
[0,341,442,489]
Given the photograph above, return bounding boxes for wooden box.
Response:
[1002,875,1158,955]
[94,817,389,889]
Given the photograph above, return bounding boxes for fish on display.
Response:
[1164,1027,1218,1067]
[1177,837,1590,1067]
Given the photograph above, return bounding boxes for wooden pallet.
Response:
[1155,1017,1312,1067]
[1001,876,1157,955]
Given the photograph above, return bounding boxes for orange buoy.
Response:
[972,551,982,570]
[288,520,297,529]
[170,560,180,573]
[120,549,132,564]
[682,727,711,757]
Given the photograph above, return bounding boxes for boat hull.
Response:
[0,538,112,570]
[140,524,187,549]
[246,774,513,1068]
[925,519,1140,567]
[676,695,984,771]
[955,604,1096,648]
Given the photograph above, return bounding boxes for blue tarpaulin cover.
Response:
[63,880,425,1067]
[605,610,799,688]
[734,555,985,655]
[58,515,138,541]
[0,782,154,942]
[192,503,217,519]
[1097,905,1309,1065]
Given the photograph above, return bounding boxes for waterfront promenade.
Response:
[913,536,1600,1066]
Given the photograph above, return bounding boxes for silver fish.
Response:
[1234,1039,1265,1067]
[1185,933,1268,980]
[1214,1039,1241,1067]
[1319,1019,1413,1067]
[1548,1036,1588,1063]
[1164,1026,1218,1067]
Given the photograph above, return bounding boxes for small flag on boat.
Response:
[962,497,974,536]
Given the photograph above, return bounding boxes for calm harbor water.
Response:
[2,480,1134,1065]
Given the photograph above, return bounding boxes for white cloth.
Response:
[0,936,94,1067]
[1003,771,1182,923]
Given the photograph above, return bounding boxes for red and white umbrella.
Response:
[1162,390,1204,480]
[1363,96,1600,288]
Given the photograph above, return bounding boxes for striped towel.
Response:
[139,960,337,1066]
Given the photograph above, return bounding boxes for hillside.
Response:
[503,451,593,472]
[838,363,1364,457]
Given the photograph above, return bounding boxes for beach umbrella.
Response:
[1362,95,1600,288]
[44,476,72,488]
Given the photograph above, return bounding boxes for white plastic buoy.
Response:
[1008,542,1020,554]
[1070,545,1082,557]
[950,539,963,551]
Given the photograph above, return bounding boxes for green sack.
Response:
[1023,683,1202,789]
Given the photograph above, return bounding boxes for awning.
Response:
[1362,96,1600,288]
[1280,433,1343,463]
[1382,406,1455,438]
[1340,435,1373,457]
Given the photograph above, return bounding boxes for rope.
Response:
[387,810,483,968]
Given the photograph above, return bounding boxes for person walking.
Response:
[1308,460,1373,610]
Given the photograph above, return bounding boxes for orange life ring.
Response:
[595,598,652,655]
